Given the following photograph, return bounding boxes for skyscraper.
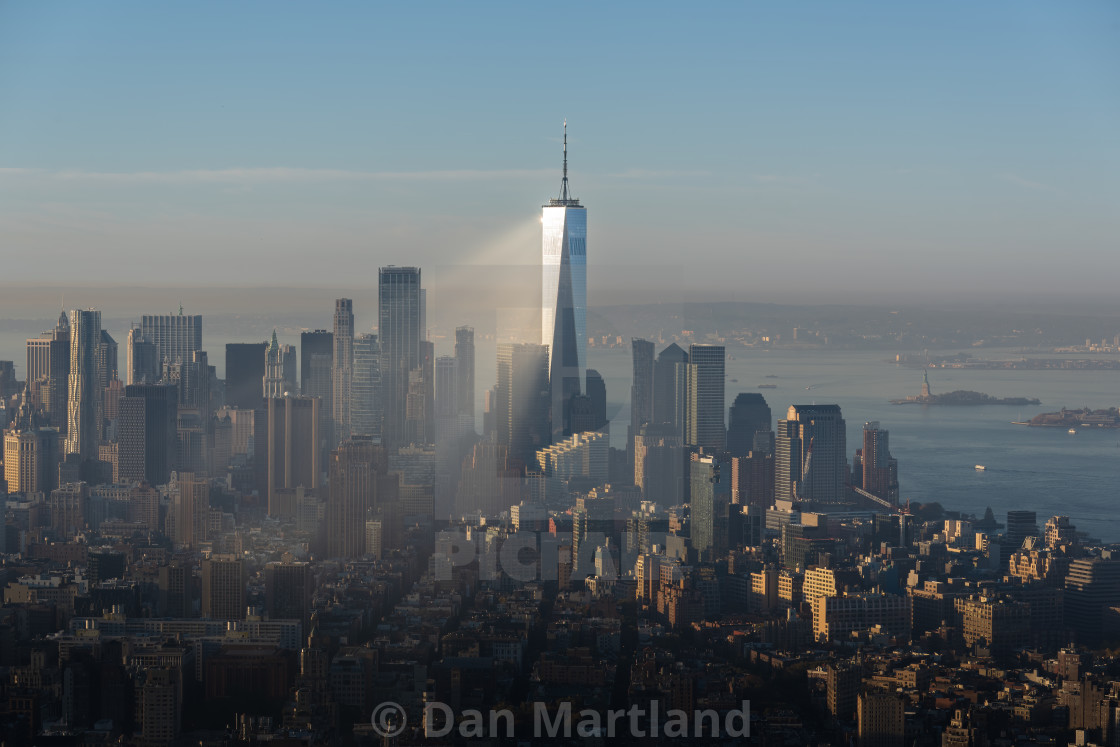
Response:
[542,123,587,441]
[125,325,159,385]
[351,333,382,439]
[300,329,332,395]
[629,338,655,464]
[434,355,461,518]
[3,387,59,495]
[26,312,70,430]
[201,554,246,620]
[265,395,320,519]
[776,404,848,503]
[225,342,267,410]
[263,330,296,398]
[726,392,772,457]
[496,342,550,469]
[331,299,354,444]
[327,436,388,559]
[859,421,898,504]
[690,452,731,561]
[66,309,103,461]
[378,267,423,449]
[686,344,726,451]
[454,326,475,427]
[118,384,178,486]
[140,313,202,367]
[652,343,688,432]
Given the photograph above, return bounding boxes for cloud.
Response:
[0,166,554,185]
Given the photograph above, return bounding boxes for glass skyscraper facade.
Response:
[542,124,586,441]
[378,266,422,448]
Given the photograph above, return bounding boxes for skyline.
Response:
[2,1,1119,300]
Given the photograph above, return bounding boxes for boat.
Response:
[1069,428,1077,435]
[975,465,986,471]
[758,384,777,389]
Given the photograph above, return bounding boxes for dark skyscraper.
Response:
[351,333,381,439]
[686,344,726,452]
[225,342,267,410]
[859,421,898,504]
[327,436,388,559]
[726,392,772,457]
[653,343,688,432]
[332,299,354,444]
[118,383,178,486]
[629,338,655,463]
[300,329,332,395]
[379,267,423,449]
[266,395,320,519]
[454,326,475,427]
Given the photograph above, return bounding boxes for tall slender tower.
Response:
[454,326,475,427]
[542,121,587,442]
[332,299,354,444]
[65,309,103,460]
[378,267,423,449]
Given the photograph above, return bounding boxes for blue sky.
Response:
[1,1,1118,301]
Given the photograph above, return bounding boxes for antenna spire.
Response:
[559,119,572,203]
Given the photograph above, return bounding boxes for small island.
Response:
[1018,407,1120,428]
[890,371,1040,406]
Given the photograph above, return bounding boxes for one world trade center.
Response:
[541,122,587,442]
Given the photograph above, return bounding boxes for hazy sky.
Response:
[1,1,1118,301]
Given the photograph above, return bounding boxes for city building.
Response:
[202,554,247,620]
[542,123,587,441]
[857,692,905,747]
[685,344,726,451]
[776,404,848,503]
[378,267,423,449]
[726,392,771,457]
[351,333,381,439]
[300,329,332,395]
[262,330,296,398]
[3,386,60,495]
[65,309,103,461]
[327,436,389,559]
[140,312,202,368]
[1005,510,1039,552]
[331,298,354,444]
[225,342,267,410]
[118,383,178,486]
[634,422,685,505]
[652,343,688,437]
[689,452,731,561]
[125,324,159,385]
[629,338,655,464]
[454,326,475,426]
[265,395,320,519]
[25,311,70,430]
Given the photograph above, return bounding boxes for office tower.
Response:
[404,339,435,446]
[351,333,382,438]
[327,436,388,558]
[496,342,550,469]
[585,369,607,430]
[775,404,848,503]
[653,343,688,432]
[726,392,771,457]
[265,395,320,519]
[170,471,209,549]
[629,338,655,464]
[536,430,610,499]
[634,422,685,505]
[118,384,178,486]
[65,309,103,460]
[307,352,333,464]
[140,312,202,367]
[378,267,423,449]
[482,385,499,439]
[3,386,59,495]
[690,452,730,561]
[262,331,296,398]
[163,349,210,415]
[50,482,88,536]
[434,355,461,518]
[1065,558,1120,645]
[225,342,267,410]
[27,313,71,431]
[202,554,246,620]
[300,329,332,394]
[125,325,159,385]
[859,421,899,504]
[858,693,905,747]
[542,123,587,441]
[139,668,182,745]
[685,344,725,451]
[331,298,354,444]
[264,561,312,635]
[454,326,475,426]
[731,449,774,507]
[1005,510,1039,551]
